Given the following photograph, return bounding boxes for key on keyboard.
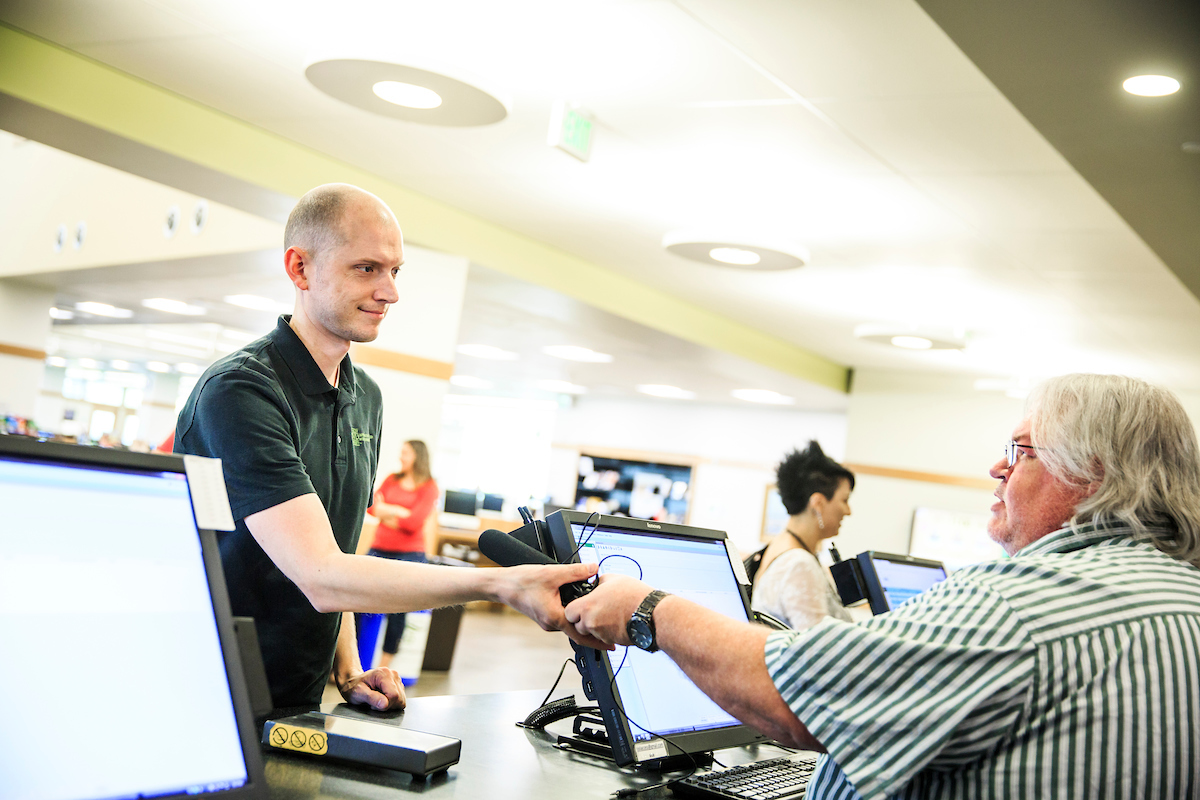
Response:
[673,755,817,800]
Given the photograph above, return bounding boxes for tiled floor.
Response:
[322,605,583,705]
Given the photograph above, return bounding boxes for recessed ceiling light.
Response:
[854,323,965,351]
[890,335,933,350]
[109,360,131,371]
[77,358,99,369]
[708,247,761,266]
[146,361,171,373]
[542,345,613,363]
[142,298,206,316]
[224,294,286,312]
[75,301,133,318]
[175,363,202,375]
[373,80,442,109]
[537,379,587,395]
[663,231,808,271]
[46,356,67,368]
[48,307,73,320]
[306,58,508,126]
[450,375,494,389]
[637,384,696,400]
[457,344,519,361]
[1123,75,1180,96]
[732,389,794,405]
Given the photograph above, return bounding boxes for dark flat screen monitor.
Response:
[443,489,478,516]
[481,493,504,513]
[544,510,766,767]
[858,551,948,614]
[0,436,266,800]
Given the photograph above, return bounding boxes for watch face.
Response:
[628,618,654,650]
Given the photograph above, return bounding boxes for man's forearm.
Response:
[653,596,823,750]
[332,611,363,687]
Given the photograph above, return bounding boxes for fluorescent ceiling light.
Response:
[1123,75,1181,96]
[732,388,794,405]
[457,343,519,361]
[142,298,206,316]
[75,301,133,318]
[450,375,494,389]
[637,384,696,400]
[46,356,67,368]
[708,247,761,266]
[48,307,73,320]
[146,329,213,349]
[146,361,171,373]
[542,345,613,363]
[77,358,99,369]
[175,363,202,375]
[108,360,131,371]
[149,341,210,358]
[372,80,442,109]
[537,379,587,395]
[224,294,286,312]
[890,335,933,350]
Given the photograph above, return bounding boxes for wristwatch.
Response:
[627,590,670,652]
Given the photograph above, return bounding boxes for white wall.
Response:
[0,279,54,418]
[550,396,848,554]
[839,368,1025,558]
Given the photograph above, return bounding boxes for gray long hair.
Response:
[1026,374,1200,565]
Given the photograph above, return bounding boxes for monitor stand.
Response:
[554,713,713,772]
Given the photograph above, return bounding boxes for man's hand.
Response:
[492,562,612,650]
[338,666,406,711]
[564,574,654,647]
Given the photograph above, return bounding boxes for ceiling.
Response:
[1,0,1198,402]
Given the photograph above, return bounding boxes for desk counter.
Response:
[264,690,789,800]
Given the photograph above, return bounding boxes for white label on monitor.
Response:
[725,539,750,585]
[183,455,237,531]
[634,738,669,760]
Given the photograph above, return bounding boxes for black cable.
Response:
[539,657,574,708]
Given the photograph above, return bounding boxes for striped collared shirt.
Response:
[764,522,1200,799]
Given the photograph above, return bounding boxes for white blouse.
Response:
[751,548,851,630]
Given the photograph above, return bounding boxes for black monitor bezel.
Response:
[544,510,767,766]
[443,488,479,516]
[857,550,948,615]
[0,436,267,800]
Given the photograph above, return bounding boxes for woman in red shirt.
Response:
[365,439,439,664]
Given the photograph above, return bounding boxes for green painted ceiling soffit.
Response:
[0,23,849,393]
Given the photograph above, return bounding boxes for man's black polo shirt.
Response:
[176,315,382,708]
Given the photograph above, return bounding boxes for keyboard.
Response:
[673,755,818,800]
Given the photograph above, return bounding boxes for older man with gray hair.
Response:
[567,374,1200,799]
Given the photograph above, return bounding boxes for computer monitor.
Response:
[480,493,504,513]
[443,489,478,516]
[544,510,768,767]
[857,551,947,614]
[0,436,266,800]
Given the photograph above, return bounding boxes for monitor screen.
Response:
[0,439,263,800]
[481,493,504,512]
[545,511,766,766]
[443,489,478,516]
[858,552,947,614]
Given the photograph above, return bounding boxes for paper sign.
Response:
[725,539,750,585]
[634,738,669,760]
[183,455,236,531]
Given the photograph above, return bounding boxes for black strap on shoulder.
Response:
[743,547,767,588]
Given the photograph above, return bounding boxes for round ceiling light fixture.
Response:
[1122,74,1180,97]
[306,58,508,126]
[663,231,808,271]
[854,323,965,351]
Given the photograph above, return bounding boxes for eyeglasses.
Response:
[1004,440,1041,467]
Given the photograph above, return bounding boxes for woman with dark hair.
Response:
[751,441,855,630]
[365,439,439,665]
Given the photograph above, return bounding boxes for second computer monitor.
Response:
[859,551,948,614]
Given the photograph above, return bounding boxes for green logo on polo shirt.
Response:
[350,428,373,447]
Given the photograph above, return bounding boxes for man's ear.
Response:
[284,246,311,290]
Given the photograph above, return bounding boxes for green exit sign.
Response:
[549,102,593,162]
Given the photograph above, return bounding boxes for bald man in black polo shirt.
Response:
[177,184,600,712]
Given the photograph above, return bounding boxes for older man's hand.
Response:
[564,574,659,647]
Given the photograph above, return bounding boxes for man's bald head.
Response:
[284,184,397,262]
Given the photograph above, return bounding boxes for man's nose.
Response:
[988,457,1009,480]
[378,273,400,303]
